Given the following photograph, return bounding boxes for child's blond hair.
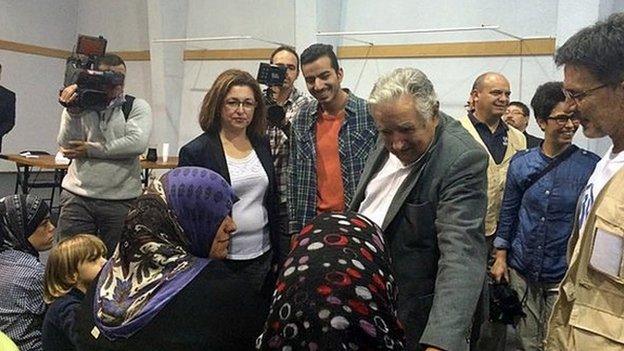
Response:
[44,234,107,303]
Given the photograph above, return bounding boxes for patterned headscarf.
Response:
[94,167,237,340]
[256,211,405,350]
[0,195,49,257]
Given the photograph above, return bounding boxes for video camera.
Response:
[61,35,124,111]
[256,63,287,130]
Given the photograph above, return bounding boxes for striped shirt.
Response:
[0,249,46,351]
[288,90,378,235]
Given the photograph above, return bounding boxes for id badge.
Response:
[589,228,624,279]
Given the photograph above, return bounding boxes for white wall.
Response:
[176,0,296,147]
[0,0,151,172]
[2,0,623,169]
[76,0,151,102]
[0,0,78,172]
[0,0,78,48]
[173,0,563,150]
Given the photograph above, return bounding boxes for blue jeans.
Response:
[56,191,133,256]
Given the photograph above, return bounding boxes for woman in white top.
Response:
[178,69,281,295]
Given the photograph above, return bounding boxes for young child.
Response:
[42,234,107,351]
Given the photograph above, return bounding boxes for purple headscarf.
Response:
[94,167,236,340]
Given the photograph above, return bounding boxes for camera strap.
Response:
[122,94,135,121]
[522,144,578,193]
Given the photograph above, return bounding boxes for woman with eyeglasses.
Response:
[490,81,599,351]
[178,69,281,297]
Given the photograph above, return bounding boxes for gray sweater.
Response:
[57,98,152,200]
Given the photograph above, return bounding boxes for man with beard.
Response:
[265,46,311,260]
[546,13,624,351]
[288,44,377,236]
[56,54,152,255]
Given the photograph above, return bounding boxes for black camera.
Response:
[61,35,124,111]
[256,63,286,87]
[256,63,288,131]
[489,281,526,326]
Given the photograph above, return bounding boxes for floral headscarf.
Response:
[94,167,237,340]
[256,211,405,350]
[0,194,49,257]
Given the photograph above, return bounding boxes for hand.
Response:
[270,85,282,98]
[61,140,88,159]
[59,84,78,105]
[490,250,509,283]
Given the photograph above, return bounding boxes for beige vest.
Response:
[459,116,526,236]
[546,167,624,350]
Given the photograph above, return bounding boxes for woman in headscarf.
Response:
[76,167,268,351]
[0,194,55,351]
[256,211,405,350]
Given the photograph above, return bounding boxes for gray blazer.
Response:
[350,112,488,351]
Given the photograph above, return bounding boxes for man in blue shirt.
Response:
[491,81,599,350]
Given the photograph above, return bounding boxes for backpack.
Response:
[122,94,135,121]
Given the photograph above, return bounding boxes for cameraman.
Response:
[266,46,310,263]
[56,54,152,254]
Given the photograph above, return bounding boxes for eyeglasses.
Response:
[561,83,608,102]
[545,114,581,126]
[224,99,256,111]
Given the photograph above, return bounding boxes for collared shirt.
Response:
[358,152,417,228]
[288,89,378,235]
[493,146,599,283]
[0,249,46,351]
[468,112,508,164]
[267,88,311,204]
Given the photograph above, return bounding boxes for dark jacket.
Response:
[42,289,83,351]
[0,85,16,153]
[350,112,489,351]
[524,131,543,149]
[178,130,282,263]
[76,261,268,351]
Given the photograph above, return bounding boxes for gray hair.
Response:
[368,67,438,120]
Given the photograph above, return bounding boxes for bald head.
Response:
[470,72,511,123]
[471,72,507,92]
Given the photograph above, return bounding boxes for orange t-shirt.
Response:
[316,110,346,213]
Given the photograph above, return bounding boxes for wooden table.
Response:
[0,154,179,194]
[138,157,179,186]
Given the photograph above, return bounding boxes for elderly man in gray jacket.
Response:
[56,54,152,254]
[351,68,488,351]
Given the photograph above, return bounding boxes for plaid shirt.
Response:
[267,88,312,204]
[0,249,45,351]
[288,90,378,235]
